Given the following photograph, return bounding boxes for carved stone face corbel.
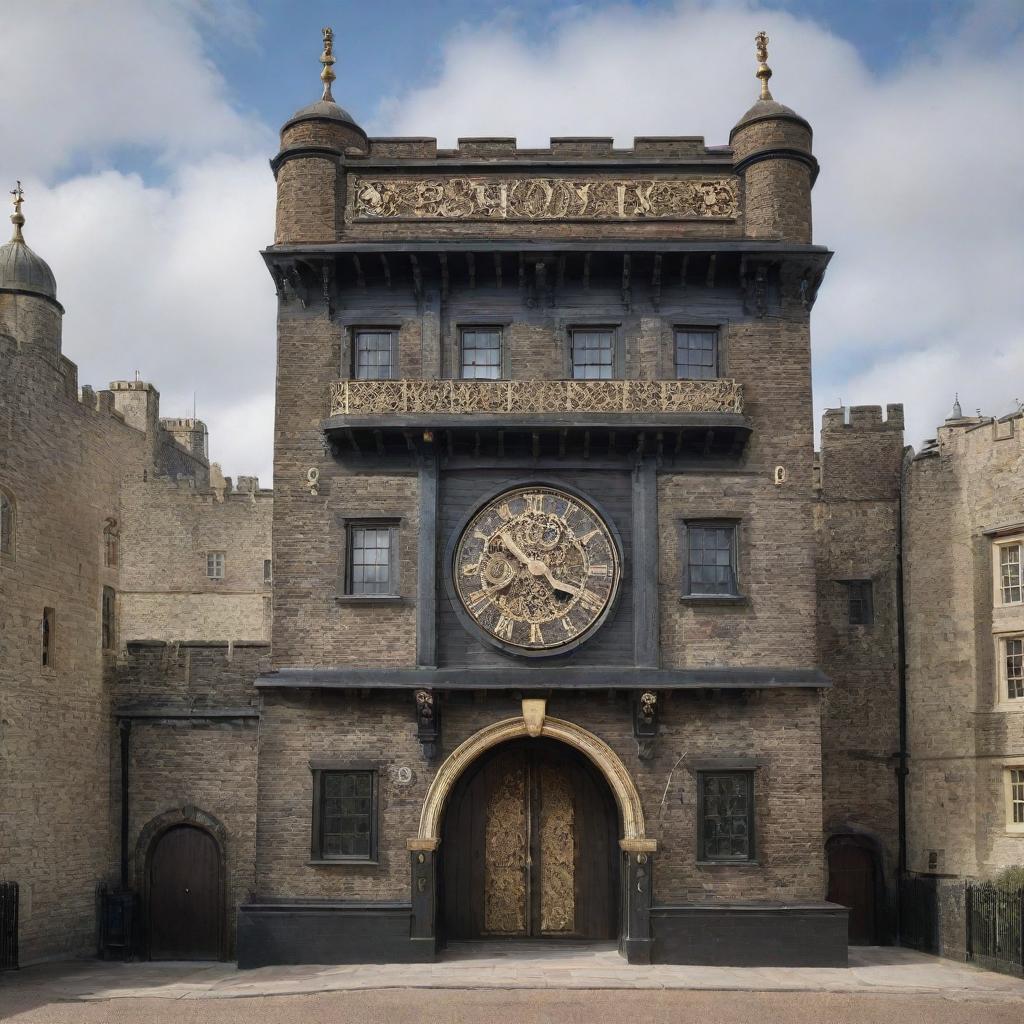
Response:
[633,690,659,760]
[415,689,440,760]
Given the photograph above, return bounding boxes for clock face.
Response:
[454,486,620,652]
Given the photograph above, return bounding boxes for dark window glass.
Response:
[675,329,718,380]
[102,587,116,651]
[41,607,55,667]
[699,771,754,861]
[686,524,737,596]
[1,491,14,555]
[347,525,396,595]
[846,580,874,625]
[318,770,376,860]
[353,331,393,380]
[571,330,614,379]
[1006,637,1024,700]
[263,559,273,583]
[461,328,502,379]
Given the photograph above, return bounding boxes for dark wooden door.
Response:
[441,739,618,941]
[827,839,877,945]
[148,825,221,959]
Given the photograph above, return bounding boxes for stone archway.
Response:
[408,701,655,962]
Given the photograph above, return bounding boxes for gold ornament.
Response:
[454,486,620,651]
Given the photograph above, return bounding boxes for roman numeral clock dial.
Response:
[454,486,621,652]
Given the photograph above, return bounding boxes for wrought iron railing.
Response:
[329,378,743,417]
[967,881,1024,977]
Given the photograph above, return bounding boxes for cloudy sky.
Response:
[2,0,1022,482]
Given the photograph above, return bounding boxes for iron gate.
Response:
[966,882,1024,977]
[899,874,939,953]
[0,881,18,970]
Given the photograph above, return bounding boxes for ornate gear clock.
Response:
[453,486,621,653]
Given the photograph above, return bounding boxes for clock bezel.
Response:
[444,479,625,660]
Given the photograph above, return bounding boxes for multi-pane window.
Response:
[0,489,13,556]
[104,519,119,568]
[353,331,394,380]
[1005,637,1024,700]
[1009,769,1024,829]
[346,523,398,596]
[685,523,738,596]
[41,607,55,668]
[698,771,755,861]
[460,328,502,379]
[675,328,719,380]
[1000,544,1022,604]
[102,586,116,651]
[846,580,874,626]
[313,770,377,861]
[263,558,273,583]
[206,551,225,579]
[571,329,615,379]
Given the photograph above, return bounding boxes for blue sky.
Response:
[2,1,1022,482]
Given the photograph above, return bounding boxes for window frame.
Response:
[680,518,741,599]
[843,579,875,627]
[341,518,401,600]
[0,487,15,558]
[310,764,380,864]
[206,551,226,580]
[997,633,1024,704]
[1004,766,1024,834]
[994,538,1024,606]
[673,326,720,381]
[696,769,757,863]
[458,326,504,380]
[263,558,273,584]
[351,328,396,381]
[101,586,116,652]
[568,325,623,380]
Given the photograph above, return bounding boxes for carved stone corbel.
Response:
[415,689,440,760]
[740,259,769,318]
[633,690,659,760]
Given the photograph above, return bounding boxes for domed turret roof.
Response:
[283,27,364,137]
[730,31,810,137]
[0,183,59,306]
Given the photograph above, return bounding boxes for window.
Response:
[345,522,398,596]
[684,522,738,596]
[312,769,378,861]
[0,489,14,556]
[41,607,55,668]
[698,771,755,862]
[353,330,394,380]
[1004,637,1024,700]
[845,580,874,626]
[570,329,615,379]
[103,518,119,568]
[999,543,1022,604]
[675,328,719,380]
[102,587,116,651]
[263,558,273,583]
[1007,768,1024,833]
[460,328,502,379]
[206,551,225,579]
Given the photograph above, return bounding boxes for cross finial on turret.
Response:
[755,30,773,101]
[320,26,336,102]
[10,181,25,242]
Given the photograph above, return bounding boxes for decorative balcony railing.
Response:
[329,379,743,417]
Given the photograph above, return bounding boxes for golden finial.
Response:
[320,26,336,102]
[10,181,25,242]
[755,30,773,101]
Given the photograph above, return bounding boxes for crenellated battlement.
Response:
[360,136,724,162]
[821,404,904,433]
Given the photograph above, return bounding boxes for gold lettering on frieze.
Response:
[352,175,738,221]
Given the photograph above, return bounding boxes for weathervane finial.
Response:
[320,27,336,102]
[10,181,25,242]
[755,31,773,101]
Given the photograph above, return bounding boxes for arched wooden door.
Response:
[440,738,618,941]
[827,837,877,945]
[148,824,222,959]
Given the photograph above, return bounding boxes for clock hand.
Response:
[498,529,580,597]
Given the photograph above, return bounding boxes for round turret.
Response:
[730,33,817,243]
[0,182,61,308]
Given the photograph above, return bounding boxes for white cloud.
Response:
[375,1,1024,449]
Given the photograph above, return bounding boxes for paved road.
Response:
[2,989,1023,1024]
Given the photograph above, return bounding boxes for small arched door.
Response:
[826,837,878,945]
[148,824,222,959]
[440,738,619,941]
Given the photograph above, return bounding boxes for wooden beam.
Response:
[352,255,366,290]
[703,429,715,456]
[518,253,526,290]
[344,428,361,455]
[651,253,662,311]
[497,430,505,458]
[674,430,684,456]
[680,253,689,293]
[558,428,567,457]
[446,430,454,458]
[409,255,423,301]
[531,431,540,459]
[635,431,646,457]
[583,430,591,459]
[556,254,566,291]
[705,253,716,289]
[379,254,391,288]
[473,431,481,458]
[621,253,632,309]
[467,251,476,289]
[493,252,502,289]
[439,253,449,302]
[402,429,416,453]
[583,252,591,290]
[608,430,616,456]
[373,429,385,456]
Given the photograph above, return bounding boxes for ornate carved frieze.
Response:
[352,175,738,222]
[330,378,743,417]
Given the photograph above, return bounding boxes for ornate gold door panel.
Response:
[483,754,529,934]
[539,762,575,933]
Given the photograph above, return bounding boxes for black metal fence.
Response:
[899,874,939,954]
[0,881,18,970]
[966,881,1024,977]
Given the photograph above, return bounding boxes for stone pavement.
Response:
[1,944,1023,1005]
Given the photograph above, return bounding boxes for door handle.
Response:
[184,887,191,895]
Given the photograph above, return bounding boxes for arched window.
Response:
[104,518,119,568]
[0,488,14,557]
